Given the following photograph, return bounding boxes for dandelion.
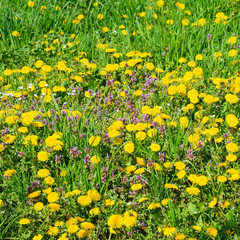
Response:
[81,222,95,230]
[195,54,203,60]
[47,192,59,203]
[226,114,239,127]
[28,190,41,198]
[226,154,237,162]
[136,131,146,141]
[225,94,238,104]
[161,199,169,205]
[34,202,44,211]
[179,117,188,128]
[175,233,186,240]
[123,216,137,228]
[228,49,237,57]
[186,187,200,195]
[77,14,84,20]
[188,61,196,68]
[97,14,104,20]
[217,176,227,183]
[207,227,218,237]
[177,170,186,179]
[164,184,178,190]
[3,69,13,76]
[105,199,115,206]
[40,6,46,11]
[228,36,237,44]
[67,225,79,234]
[12,31,20,37]
[45,176,55,185]
[19,218,30,225]
[124,142,134,153]
[157,0,164,7]
[150,143,161,152]
[148,202,161,209]
[131,183,142,191]
[28,1,35,7]
[198,18,206,27]
[37,151,49,162]
[37,169,50,178]
[174,161,185,170]
[188,134,200,143]
[163,162,171,168]
[108,215,124,229]
[108,129,121,138]
[214,52,222,60]
[182,19,189,26]
[196,175,208,186]
[226,143,239,153]
[146,62,154,70]
[163,227,176,237]
[48,226,59,236]
[87,189,101,201]
[89,136,101,146]
[77,230,91,238]
[208,198,218,208]
[139,12,146,17]
[33,235,43,240]
[77,195,92,206]
[102,27,109,33]
[89,207,100,216]
[43,187,52,194]
[90,155,100,164]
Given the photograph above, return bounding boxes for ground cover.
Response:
[0,0,240,239]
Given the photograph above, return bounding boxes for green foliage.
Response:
[0,0,240,239]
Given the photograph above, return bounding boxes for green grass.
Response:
[0,0,240,239]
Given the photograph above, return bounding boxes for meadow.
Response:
[0,0,240,239]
